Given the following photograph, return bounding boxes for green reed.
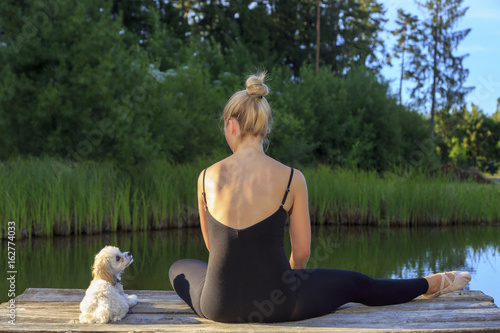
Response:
[1,158,498,238]
[305,167,499,226]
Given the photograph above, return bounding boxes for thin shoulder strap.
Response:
[202,168,208,210]
[281,168,294,207]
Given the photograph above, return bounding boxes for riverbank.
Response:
[1,158,499,238]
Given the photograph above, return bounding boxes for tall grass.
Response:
[304,165,500,226]
[0,157,198,238]
[1,158,499,238]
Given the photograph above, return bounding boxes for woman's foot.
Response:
[423,271,471,299]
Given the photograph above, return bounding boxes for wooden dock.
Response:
[1,288,499,332]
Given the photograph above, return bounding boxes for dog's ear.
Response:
[92,256,114,284]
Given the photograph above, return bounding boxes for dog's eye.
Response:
[116,255,121,261]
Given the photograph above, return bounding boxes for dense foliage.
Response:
[435,102,500,172]
[0,0,499,171]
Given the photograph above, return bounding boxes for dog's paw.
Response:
[127,294,138,307]
[111,315,123,322]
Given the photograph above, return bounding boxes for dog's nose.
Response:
[127,252,132,256]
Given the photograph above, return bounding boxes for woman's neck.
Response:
[233,136,265,157]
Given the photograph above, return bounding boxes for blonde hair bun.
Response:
[222,71,272,139]
[246,72,269,98]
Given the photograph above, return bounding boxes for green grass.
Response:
[1,158,499,238]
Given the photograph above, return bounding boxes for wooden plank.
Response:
[10,307,500,326]
[12,288,497,309]
[14,288,192,313]
[0,289,499,332]
[14,288,495,303]
[9,299,498,315]
[1,316,500,333]
[15,288,185,303]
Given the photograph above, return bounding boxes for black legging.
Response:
[169,259,428,322]
[289,267,428,321]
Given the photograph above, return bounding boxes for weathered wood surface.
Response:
[1,288,499,332]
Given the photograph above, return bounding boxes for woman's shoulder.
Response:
[197,158,226,177]
[197,158,229,187]
[269,159,306,180]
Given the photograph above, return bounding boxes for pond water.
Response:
[1,225,498,305]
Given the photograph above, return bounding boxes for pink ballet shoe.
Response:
[423,271,471,299]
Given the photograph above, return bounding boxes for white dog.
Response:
[79,246,138,324]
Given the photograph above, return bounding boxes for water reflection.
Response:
[1,226,498,304]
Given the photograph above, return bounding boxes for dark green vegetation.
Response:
[1,225,498,303]
[1,0,499,171]
[1,158,498,238]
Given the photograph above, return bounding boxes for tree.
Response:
[492,98,500,123]
[405,0,473,137]
[486,98,500,169]
[435,104,499,170]
[0,0,193,164]
[0,2,133,159]
[111,0,190,47]
[316,0,386,74]
[315,0,320,75]
[390,9,420,104]
[185,0,386,75]
[456,105,490,166]
[269,65,431,170]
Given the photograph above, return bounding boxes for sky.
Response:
[378,0,500,115]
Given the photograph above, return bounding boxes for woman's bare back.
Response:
[203,150,293,230]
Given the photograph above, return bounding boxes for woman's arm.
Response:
[288,170,311,269]
[197,170,210,251]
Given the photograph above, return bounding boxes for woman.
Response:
[169,72,471,323]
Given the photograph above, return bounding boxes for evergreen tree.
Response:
[492,98,500,123]
[406,0,473,137]
[0,1,160,163]
[390,9,420,104]
[312,0,386,74]
[184,0,386,75]
[111,0,190,47]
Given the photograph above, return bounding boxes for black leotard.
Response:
[169,168,428,323]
